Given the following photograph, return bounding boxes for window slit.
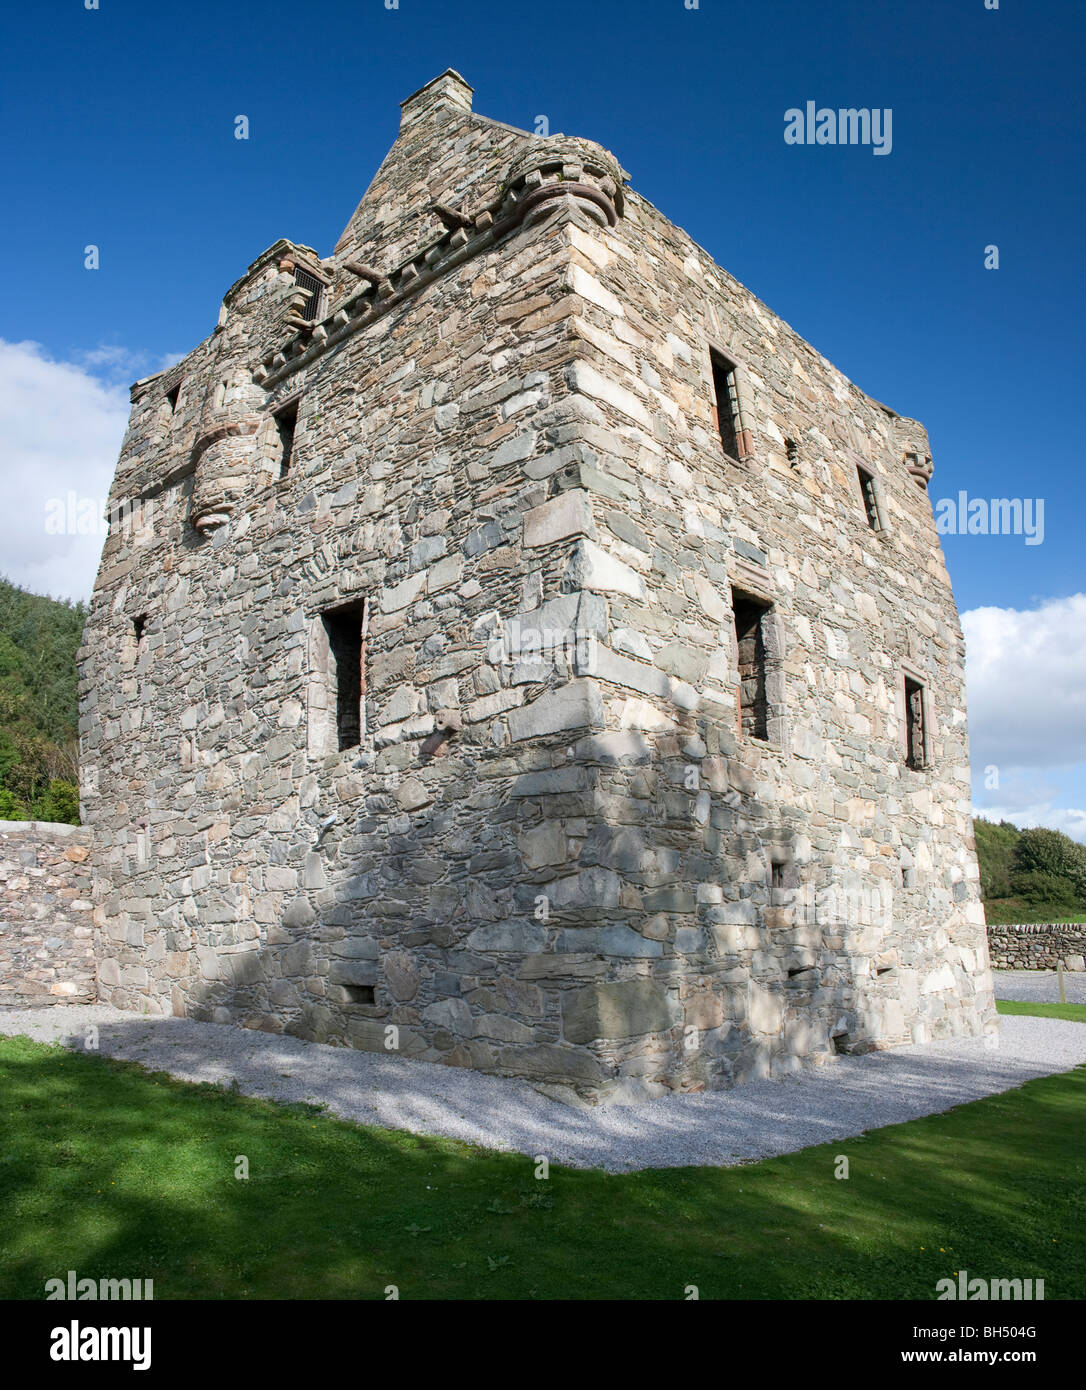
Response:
[711,351,741,461]
[275,401,298,479]
[905,676,927,769]
[322,602,367,752]
[858,466,881,530]
[732,590,771,741]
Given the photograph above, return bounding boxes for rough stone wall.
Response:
[987,924,1086,971]
[0,823,95,1007]
[79,70,996,1103]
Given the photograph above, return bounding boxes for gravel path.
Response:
[992,969,1086,1004]
[3,1004,1084,1172]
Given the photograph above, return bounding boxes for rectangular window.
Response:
[275,401,298,479]
[711,351,741,461]
[344,984,375,1006]
[732,589,771,741]
[322,602,366,752]
[904,676,927,769]
[133,614,148,647]
[858,465,881,530]
[293,266,325,322]
[165,382,181,413]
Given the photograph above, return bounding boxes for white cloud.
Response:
[74,345,182,388]
[972,803,1086,845]
[963,595,1086,771]
[964,595,1086,843]
[0,339,131,603]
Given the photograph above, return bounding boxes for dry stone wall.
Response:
[0,822,95,1008]
[79,71,996,1103]
[987,924,1086,971]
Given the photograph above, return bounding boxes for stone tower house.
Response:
[79,72,996,1103]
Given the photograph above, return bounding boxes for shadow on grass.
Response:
[14,1008,1085,1177]
[1,1034,1084,1300]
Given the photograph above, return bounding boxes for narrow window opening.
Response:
[710,350,741,461]
[165,383,181,414]
[770,861,786,889]
[732,590,771,741]
[787,966,813,979]
[858,465,881,530]
[293,266,325,322]
[785,438,800,468]
[344,984,375,1006]
[275,401,299,479]
[904,676,927,770]
[322,601,366,752]
[133,614,148,648]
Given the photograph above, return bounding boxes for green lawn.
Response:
[1,1033,1083,1300]
[997,999,1086,1024]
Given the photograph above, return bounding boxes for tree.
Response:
[1012,827,1086,900]
[973,818,1020,900]
[1007,870,1077,910]
[0,575,86,825]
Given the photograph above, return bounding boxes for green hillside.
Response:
[974,817,1086,925]
[0,576,85,824]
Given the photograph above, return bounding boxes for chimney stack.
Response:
[399,69,474,131]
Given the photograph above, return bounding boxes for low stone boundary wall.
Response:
[0,821,95,1007]
[987,922,1086,971]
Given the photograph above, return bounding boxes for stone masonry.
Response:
[0,822,96,1007]
[78,72,997,1102]
[987,924,1086,972]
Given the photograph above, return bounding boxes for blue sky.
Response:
[1,0,1083,834]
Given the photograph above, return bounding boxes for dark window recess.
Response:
[133,614,148,647]
[771,861,786,889]
[165,383,181,413]
[293,266,325,322]
[275,402,298,478]
[323,603,366,752]
[905,676,926,769]
[732,590,770,741]
[344,985,375,1006]
[858,467,881,530]
[785,438,800,468]
[710,351,741,460]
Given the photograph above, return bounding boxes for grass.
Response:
[997,999,1086,1024]
[1,1033,1083,1301]
[984,899,1086,926]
